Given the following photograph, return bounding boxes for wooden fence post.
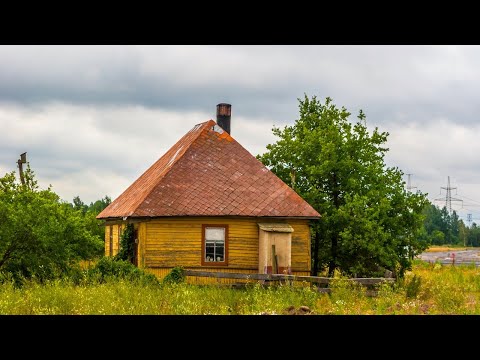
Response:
[272,245,278,274]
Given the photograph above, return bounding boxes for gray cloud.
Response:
[2,45,480,125]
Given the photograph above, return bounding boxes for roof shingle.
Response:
[97,120,320,219]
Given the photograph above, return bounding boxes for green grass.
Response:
[1,261,480,314]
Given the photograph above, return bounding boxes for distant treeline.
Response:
[420,202,480,247]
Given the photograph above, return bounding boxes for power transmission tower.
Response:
[406,173,417,192]
[434,176,463,214]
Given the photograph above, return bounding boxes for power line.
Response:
[455,194,480,206]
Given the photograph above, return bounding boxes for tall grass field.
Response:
[1,259,480,315]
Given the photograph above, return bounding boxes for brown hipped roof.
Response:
[97,120,320,219]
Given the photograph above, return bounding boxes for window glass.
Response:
[204,227,225,263]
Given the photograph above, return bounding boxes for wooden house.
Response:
[96,104,321,282]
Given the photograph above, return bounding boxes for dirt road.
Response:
[417,249,480,266]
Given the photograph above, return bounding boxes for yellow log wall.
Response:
[104,226,111,256]
[104,223,124,257]
[140,217,312,282]
[290,222,312,272]
[138,222,146,268]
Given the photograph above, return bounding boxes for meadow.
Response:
[1,259,479,315]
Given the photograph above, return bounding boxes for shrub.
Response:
[163,266,185,284]
[89,257,159,285]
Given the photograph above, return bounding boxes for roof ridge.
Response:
[99,120,215,218]
[127,120,215,216]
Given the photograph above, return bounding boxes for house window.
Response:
[202,225,228,266]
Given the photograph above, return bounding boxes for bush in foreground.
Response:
[87,257,160,285]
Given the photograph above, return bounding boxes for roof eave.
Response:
[99,214,321,220]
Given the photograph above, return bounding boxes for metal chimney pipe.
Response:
[216,103,231,134]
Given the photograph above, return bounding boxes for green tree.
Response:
[467,223,480,247]
[73,195,88,214]
[88,196,111,214]
[423,203,443,237]
[420,203,469,246]
[431,230,446,245]
[115,223,136,264]
[0,164,104,281]
[449,210,460,245]
[257,95,428,278]
[432,206,460,245]
[70,195,111,248]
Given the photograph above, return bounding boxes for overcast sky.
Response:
[1,45,480,223]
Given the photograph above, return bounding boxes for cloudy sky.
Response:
[1,45,480,223]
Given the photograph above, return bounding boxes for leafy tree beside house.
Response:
[258,95,428,278]
[70,194,111,250]
[0,164,104,281]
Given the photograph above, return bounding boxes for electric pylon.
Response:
[406,173,417,192]
[434,176,463,214]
